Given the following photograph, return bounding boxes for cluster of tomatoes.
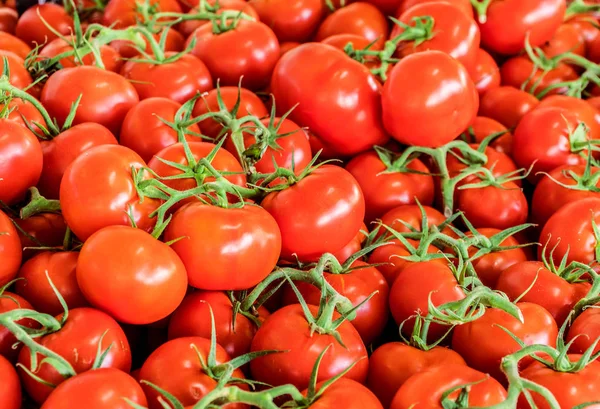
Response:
[3,0,600,407]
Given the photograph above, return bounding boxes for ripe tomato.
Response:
[76,226,188,324]
[13,213,67,260]
[140,337,246,409]
[390,365,507,408]
[468,48,501,97]
[477,0,565,55]
[59,145,160,241]
[101,0,181,28]
[40,368,147,409]
[0,354,20,409]
[41,66,139,135]
[187,20,280,91]
[397,0,473,18]
[177,0,259,38]
[0,291,34,362]
[271,42,389,156]
[250,0,325,43]
[0,31,30,59]
[478,86,539,129]
[250,304,368,390]
[331,223,367,264]
[566,307,600,355]
[500,56,578,96]
[367,343,466,408]
[39,37,123,72]
[18,307,132,404]
[446,144,519,183]
[382,50,478,148]
[451,302,558,383]
[463,116,512,155]
[110,27,184,59]
[541,23,586,58]
[345,151,434,223]
[164,203,281,290]
[120,53,213,103]
[364,0,401,15]
[0,97,46,136]
[303,378,383,409]
[0,7,17,34]
[0,210,22,287]
[378,204,450,235]
[537,95,600,141]
[15,4,73,47]
[37,123,118,200]
[320,33,379,51]
[261,165,365,262]
[0,50,31,91]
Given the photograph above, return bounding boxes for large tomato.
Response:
[478,86,539,129]
[0,210,22,287]
[250,0,325,43]
[0,354,20,409]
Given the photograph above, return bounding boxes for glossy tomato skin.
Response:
[379,204,449,234]
[382,50,478,148]
[76,226,188,324]
[41,66,139,135]
[39,37,123,72]
[331,223,367,264]
[0,354,20,409]
[111,27,184,58]
[346,151,434,223]
[500,56,578,97]
[261,165,365,262]
[0,210,22,287]
[0,97,46,135]
[164,203,281,290]
[541,23,586,58]
[102,0,181,28]
[390,365,507,409]
[120,53,213,103]
[567,307,600,355]
[15,4,73,46]
[0,291,34,362]
[18,307,132,404]
[14,213,67,260]
[59,145,160,241]
[168,291,268,358]
[304,378,383,409]
[367,343,466,408]
[477,0,565,55]
[451,303,558,383]
[177,0,259,38]
[38,123,118,199]
[0,8,17,35]
[478,86,539,129]
[187,20,280,91]
[250,304,368,390]
[0,50,31,91]
[15,251,87,316]
[250,0,325,43]
[139,337,246,409]
[0,31,30,59]
[468,48,501,97]
[397,0,473,17]
[0,119,43,205]
[271,43,388,156]
[40,368,147,409]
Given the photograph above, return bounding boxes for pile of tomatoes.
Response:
[3,0,600,407]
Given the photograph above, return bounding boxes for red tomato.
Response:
[367,342,466,408]
[378,204,449,235]
[120,53,213,103]
[331,223,367,264]
[76,226,188,324]
[478,86,539,129]
[477,0,565,55]
[566,307,600,355]
[13,213,67,260]
[303,378,383,409]
[110,27,184,59]
[261,165,365,262]
[176,0,259,37]
[139,337,246,409]
[271,42,389,156]
[320,32,379,51]
[446,144,518,183]
[537,94,600,141]
[382,50,478,148]
[541,23,586,58]
[59,145,160,241]
[250,304,368,390]
[0,354,20,409]
[0,291,34,362]
[40,368,147,409]
[0,51,30,93]
[0,213,20,287]
[39,37,123,72]
[250,0,325,43]
[164,203,281,290]
[397,0,473,18]
[0,97,46,135]
[364,0,401,15]
[464,116,512,155]
[468,48,501,97]
[500,56,578,96]
[0,31,30,59]
[41,66,139,135]
[187,20,280,91]
[18,307,132,404]
[37,123,118,199]
[452,302,558,383]
[101,0,182,28]
[390,365,507,408]
[0,7,17,34]
[15,4,73,47]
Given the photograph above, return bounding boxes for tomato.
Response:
[271,43,389,156]
[0,211,20,289]
[566,307,600,355]
[37,123,118,200]
[478,86,539,129]
[192,86,268,140]
[261,165,364,262]
[389,261,466,341]
[397,0,473,18]
[110,27,184,59]
[120,53,213,104]
[537,95,600,141]
[187,20,280,91]
[393,2,480,71]
[468,48,501,97]
[76,226,188,324]
[168,291,268,358]
[0,354,20,409]
[303,378,383,409]
[539,198,600,265]
[40,368,147,409]
[0,97,46,135]
[378,204,449,235]
[59,145,160,241]
[477,0,565,55]
[367,342,466,408]
[541,23,586,58]
[500,56,578,96]
[320,33,379,51]
[315,2,388,49]
[140,337,246,409]
[390,365,507,408]
[15,4,73,47]
[0,291,34,362]
[39,37,123,72]
[331,223,367,264]
[250,304,368,390]
[41,66,139,135]
[345,151,434,223]
[101,0,181,28]
[15,251,87,316]
[0,50,30,90]
[382,50,478,148]
[464,116,512,155]
[250,0,325,43]
[518,356,600,409]
[176,0,259,38]
[18,307,132,404]
[0,31,30,59]
[0,7,17,34]
[164,203,281,290]
[14,213,67,260]
[446,144,519,183]
[364,0,401,15]
[568,14,600,59]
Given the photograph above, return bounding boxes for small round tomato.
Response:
[0,291,34,362]
[478,86,539,129]
[177,0,259,38]
[382,50,478,148]
[500,56,578,96]
[39,37,123,72]
[111,27,184,59]
[567,307,600,355]
[15,4,73,47]
[0,97,46,135]
[463,116,512,155]
[0,31,30,59]
[537,94,600,141]
[468,48,501,97]
[250,0,324,43]
[364,0,401,15]
[76,226,188,324]
[0,354,20,409]
[0,211,22,288]
[541,23,586,58]
[101,0,181,28]
[0,50,31,91]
